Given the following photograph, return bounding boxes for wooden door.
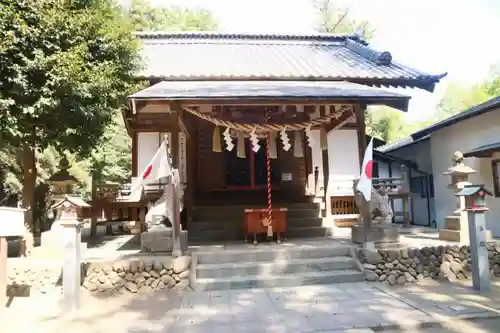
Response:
[225,138,280,189]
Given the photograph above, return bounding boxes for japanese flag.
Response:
[131,140,172,195]
[356,137,374,201]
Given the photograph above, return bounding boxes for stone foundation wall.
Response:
[83,256,191,295]
[6,255,192,297]
[357,242,500,286]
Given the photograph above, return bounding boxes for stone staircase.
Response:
[192,243,364,290]
[188,202,331,243]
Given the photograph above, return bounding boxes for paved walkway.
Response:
[4,280,500,333]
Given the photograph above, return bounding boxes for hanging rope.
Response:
[182,105,353,131]
[265,132,273,237]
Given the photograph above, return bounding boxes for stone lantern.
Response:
[47,157,79,203]
[41,157,89,256]
[439,151,492,243]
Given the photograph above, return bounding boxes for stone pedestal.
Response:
[141,228,188,253]
[40,222,87,258]
[351,224,400,248]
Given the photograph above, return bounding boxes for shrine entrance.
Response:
[225,138,281,189]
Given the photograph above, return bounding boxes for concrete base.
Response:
[140,228,188,253]
[351,224,400,247]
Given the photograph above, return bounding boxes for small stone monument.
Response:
[50,196,89,310]
[456,184,492,293]
[439,152,492,243]
[140,177,187,255]
[41,157,88,256]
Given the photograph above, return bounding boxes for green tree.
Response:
[0,0,141,253]
[366,107,406,143]
[313,0,375,39]
[482,63,500,97]
[436,82,491,119]
[128,0,218,31]
[436,63,500,119]
[86,111,132,187]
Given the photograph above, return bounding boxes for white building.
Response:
[379,96,500,236]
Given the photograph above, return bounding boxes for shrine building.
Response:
[121,32,446,243]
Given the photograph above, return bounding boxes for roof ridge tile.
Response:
[134,31,366,43]
[345,38,392,66]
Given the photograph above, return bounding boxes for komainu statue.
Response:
[353,182,393,225]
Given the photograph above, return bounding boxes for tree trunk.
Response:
[21,142,36,256]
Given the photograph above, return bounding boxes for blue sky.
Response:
[145,0,500,121]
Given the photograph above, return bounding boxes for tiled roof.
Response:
[379,95,500,153]
[129,80,410,110]
[136,32,446,92]
[464,141,500,158]
[376,135,430,153]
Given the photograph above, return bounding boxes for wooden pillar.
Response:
[90,172,97,237]
[403,197,410,228]
[184,113,197,227]
[304,135,313,194]
[354,104,372,244]
[131,131,138,177]
[355,104,367,168]
[0,236,7,307]
[322,145,330,217]
[167,103,182,256]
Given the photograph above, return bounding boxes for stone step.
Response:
[195,244,351,265]
[192,208,321,221]
[285,226,333,239]
[196,257,358,279]
[192,204,321,218]
[189,217,325,231]
[188,228,244,242]
[187,226,332,242]
[195,269,365,291]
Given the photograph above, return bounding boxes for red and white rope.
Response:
[266,132,273,234]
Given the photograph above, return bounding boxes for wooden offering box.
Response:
[244,208,287,244]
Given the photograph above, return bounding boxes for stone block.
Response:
[141,228,188,253]
[439,229,461,242]
[351,224,399,245]
[445,215,461,230]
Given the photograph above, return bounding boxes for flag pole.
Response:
[165,135,182,257]
[356,138,375,251]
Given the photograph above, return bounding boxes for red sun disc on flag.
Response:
[142,164,152,180]
[364,160,373,179]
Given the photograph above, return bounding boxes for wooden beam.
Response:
[169,104,181,168]
[324,109,355,132]
[178,114,190,139]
